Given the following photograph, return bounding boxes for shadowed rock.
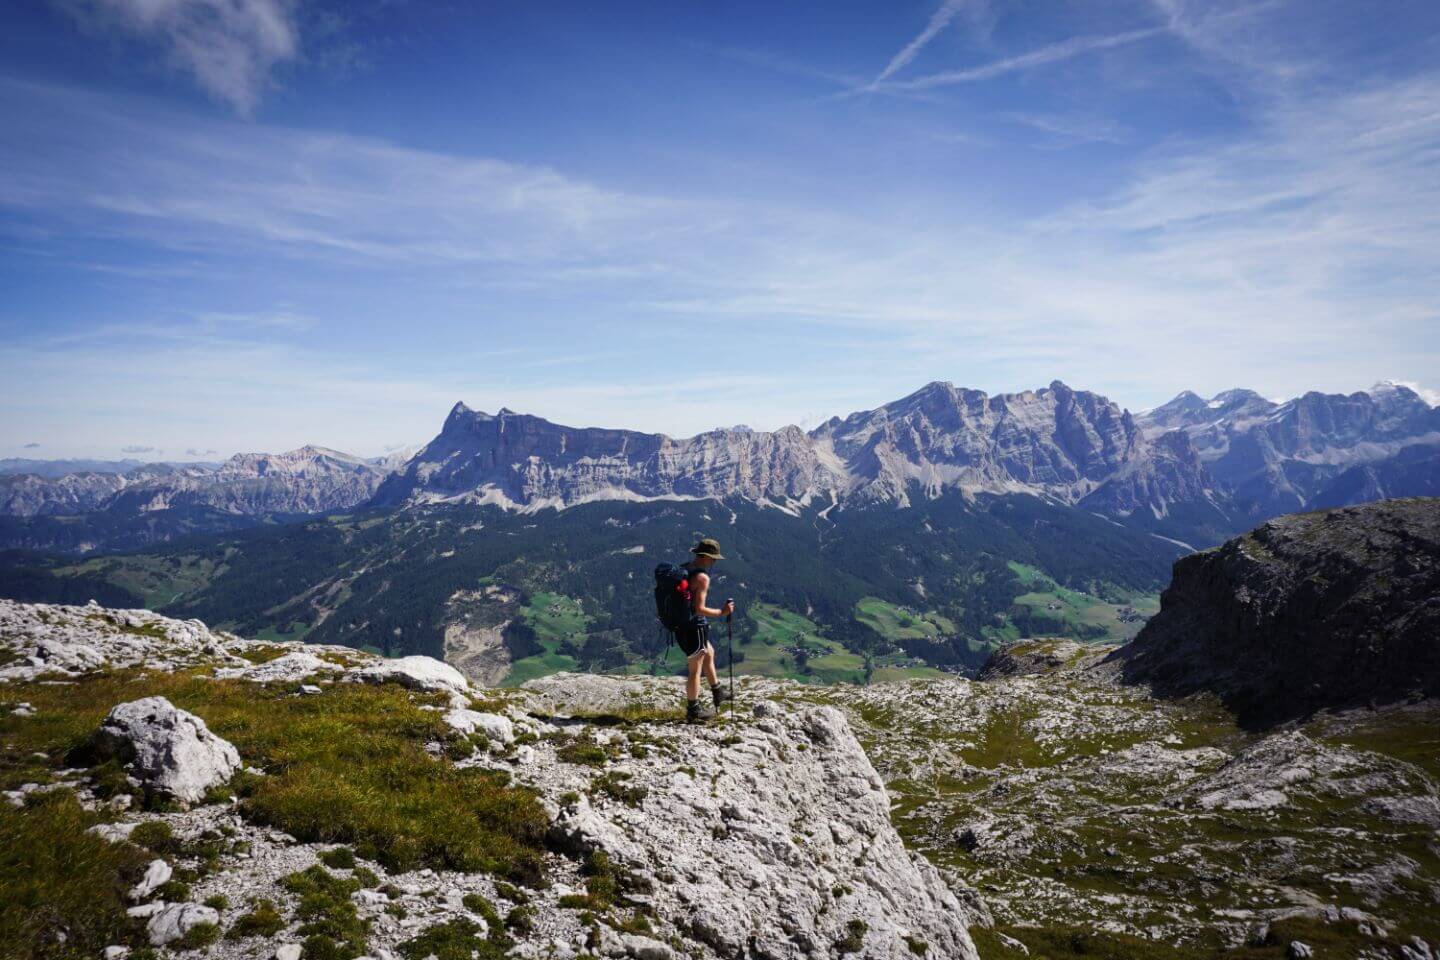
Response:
[1110,497,1440,726]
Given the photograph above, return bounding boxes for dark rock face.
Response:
[1112,497,1440,726]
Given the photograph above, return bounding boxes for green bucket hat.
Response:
[691,538,725,560]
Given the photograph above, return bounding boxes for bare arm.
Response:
[691,572,732,619]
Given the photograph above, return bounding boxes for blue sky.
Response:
[3,0,1439,459]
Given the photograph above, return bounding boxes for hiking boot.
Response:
[686,698,714,724]
[711,684,734,709]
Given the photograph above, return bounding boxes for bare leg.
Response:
[686,653,703,701]
[702,645,720,688]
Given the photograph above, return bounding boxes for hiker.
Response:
[679,538,735,723]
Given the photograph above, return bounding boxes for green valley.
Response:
[0,490,1185,686]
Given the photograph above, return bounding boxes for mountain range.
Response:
[2,379,1437,554]
[286,376,1440,546]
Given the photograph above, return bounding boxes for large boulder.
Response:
[92,697,241,805]
[1111,498,1440,725]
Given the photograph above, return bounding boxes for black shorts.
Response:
[676,622,710,659]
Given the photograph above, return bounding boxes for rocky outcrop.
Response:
[0,599,371,681]
[1111,498,1440,725]
[353,655,471,700]
[0,600,243,680]
[91,697,242,805]
[531,681,980,959]
[7,600,1440,956]
[977,638,1095,679]
[518,672,680,717]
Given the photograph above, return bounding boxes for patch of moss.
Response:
[556,735,611,767]
[234,644,291,665]
[504,905,535,935]
[154,879,191,902]
[492,881,528,905]
[129,819,178,854]
[461,893,503,931]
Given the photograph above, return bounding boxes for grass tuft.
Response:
[399,917,509,960]
[0,789,151,959]
[226,898,284,940]
[281,865,368,959]
[836,918,867,954]
[318,847,355,869]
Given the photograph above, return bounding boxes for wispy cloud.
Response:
[23,443,41,449]
[0,80,680,270]
[121,444,159,454]
[872,0,968,86]
[1004,111,1130,147]
[715,46,865,90]
[55,0,300,115]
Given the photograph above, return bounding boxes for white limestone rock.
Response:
[219,651,342,684]
[0,599,245,681]
[543,696,979,960]
[443,708,514,745]
[353,656,470,696]
[520,672,680,717]
[93,697,241,805]
[147,903,220,945]
[129,859,173,901]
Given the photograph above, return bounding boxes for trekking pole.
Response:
[726,598,735,716]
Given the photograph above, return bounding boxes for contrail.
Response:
[874,0,969,85]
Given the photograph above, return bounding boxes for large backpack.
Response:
[654,562,695,634]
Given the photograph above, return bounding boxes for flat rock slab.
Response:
[353,655,470,697]
[519,672,682,717]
